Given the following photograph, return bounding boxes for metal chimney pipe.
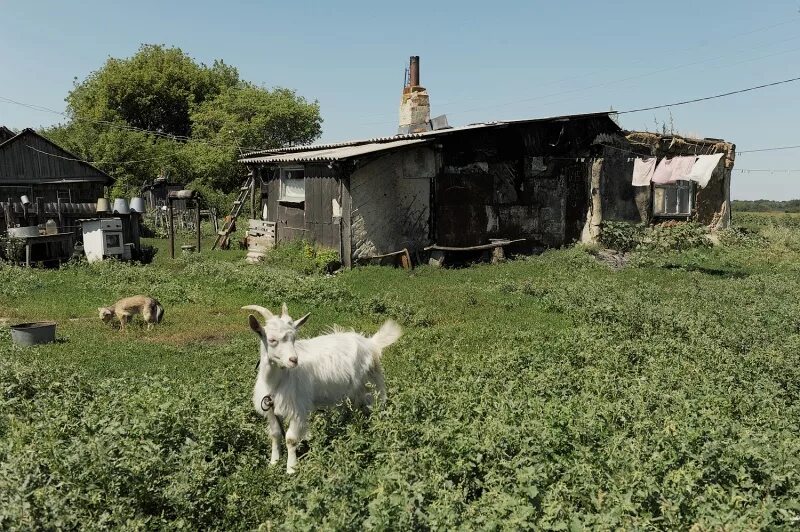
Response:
[409,56,420,87]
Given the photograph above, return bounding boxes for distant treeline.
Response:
[731,200,800,213]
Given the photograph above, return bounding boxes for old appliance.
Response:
[81,218,125,263]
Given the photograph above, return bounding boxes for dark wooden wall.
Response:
[1,182,105,204]
[261,164,342,255]
[0,130,110,184]
[434,119,612,248]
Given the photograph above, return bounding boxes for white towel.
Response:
[686,153,724,188]
[670,156,696,182]
[632,157,657,186]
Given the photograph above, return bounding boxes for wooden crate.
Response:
[246,219,276,262]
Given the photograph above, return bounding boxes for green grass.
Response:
[2,213,800,529]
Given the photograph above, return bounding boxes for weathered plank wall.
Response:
[261,164,341,253]
[0,130,109,184]
[434,120,608,248]
[0,182,104,204]
[350,146,434,258]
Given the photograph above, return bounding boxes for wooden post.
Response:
[250,172,257,219]
[25,242,31,267]
[35,197,45,225]
[130,212,141,249]
[3,202,11,232]
[57,198,63,232]
[168,199,175,259]
[195,200,201,253]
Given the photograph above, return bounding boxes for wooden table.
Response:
[17,233,74,267]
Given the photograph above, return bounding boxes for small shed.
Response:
[0,127,114,235]
[240,112,626,267]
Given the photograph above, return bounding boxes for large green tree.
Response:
[43,44,322,200]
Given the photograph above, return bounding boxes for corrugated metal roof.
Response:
[239,111,619,161]
[239,138,431,164]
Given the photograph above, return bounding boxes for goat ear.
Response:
[293,312,311,329]
[248,314,263,335]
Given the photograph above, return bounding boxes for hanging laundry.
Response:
[670,156,697,182]
[652,157,677,184]
[652,156,696,184]
[685,153,724,188]
[632,157,657,186]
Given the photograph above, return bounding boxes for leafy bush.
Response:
[599,221,644,252]
[262,240,341,274]
[600,221,710,252]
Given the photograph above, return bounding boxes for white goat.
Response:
[242,303,401,474]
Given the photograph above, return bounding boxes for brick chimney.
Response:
[398,56,431,134]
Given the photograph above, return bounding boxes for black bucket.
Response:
[10,322,57,346]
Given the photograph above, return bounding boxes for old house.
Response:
[238,57,734,266]
[0,127,114,235]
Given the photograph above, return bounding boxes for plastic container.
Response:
[45,219,58,235]
[112,198,130,214]
[10,322,57,346]
[96,198,110,213]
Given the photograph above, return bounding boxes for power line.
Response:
[737,144,800,154]
[23,144,179,165]
[616,75,800,115]
[354,16,800,126]
[734,168,800,172]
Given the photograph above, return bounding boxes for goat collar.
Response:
[261,394,274,411]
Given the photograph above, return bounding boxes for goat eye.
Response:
[267,338,278,346]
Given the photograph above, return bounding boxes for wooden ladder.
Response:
[212,174,254,250]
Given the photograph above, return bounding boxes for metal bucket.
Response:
[10,321,57,346]
[112,198,130,214]
[96,198,110,213]
[129,197,146,213]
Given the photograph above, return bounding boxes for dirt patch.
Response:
[595,249,630,270]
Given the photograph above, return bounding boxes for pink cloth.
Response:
[632,157,657,186]
[651,156,696,184]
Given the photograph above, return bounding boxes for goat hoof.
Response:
[286,467,296,474]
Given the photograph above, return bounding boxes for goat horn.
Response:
[241,305,273,321]
[293,312,311,327]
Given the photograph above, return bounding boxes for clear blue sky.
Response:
[1,0,799,199]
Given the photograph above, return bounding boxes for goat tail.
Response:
[155,303,164,324]
[370,320,402,353]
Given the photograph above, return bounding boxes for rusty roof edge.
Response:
[239,138,433,164]
[239,111,618,160]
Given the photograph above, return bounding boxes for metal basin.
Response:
[10,321,57,346]
[8,226,40,238]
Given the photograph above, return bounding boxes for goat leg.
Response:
[285,416,307,474]
[266,411,283,466]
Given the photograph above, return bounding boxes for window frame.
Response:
[652,180,694,218]
[278,166,306,204]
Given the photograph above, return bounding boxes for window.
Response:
[653,180,694,217]
[279,167,305,203]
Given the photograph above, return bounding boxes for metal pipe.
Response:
[409,56,420,86]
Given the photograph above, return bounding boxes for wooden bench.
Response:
[424,238,525,267]
[355,248,412,269]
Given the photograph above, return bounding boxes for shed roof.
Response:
[0,128,114,184]
[239,111,620,164]
[240,138,430,164]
